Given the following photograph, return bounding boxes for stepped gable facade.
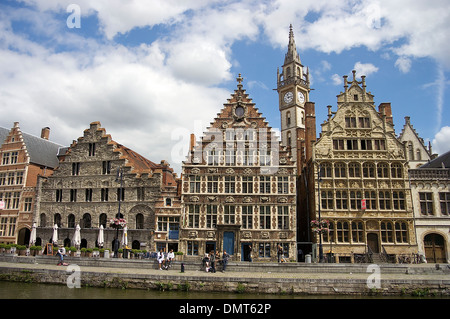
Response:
[35,121,180,252]
[180,75,297,261]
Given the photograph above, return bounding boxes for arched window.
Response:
[99,213,107,228]
[54,213,61,227]
[363,163,375,178]
[68,214,75,228]
[377,163,389,178]
[351,221,364,242]
[82,213,91,228]
[391,163,403,178]
[136,213,144,229]
[336,221,349,242]
[395,222,408,243]
[39,213,47,227]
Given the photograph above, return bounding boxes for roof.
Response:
[420,150,450,169]
[0,126,65,168]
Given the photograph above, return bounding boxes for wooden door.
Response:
[367,233,379,253]
[424,233,446,263]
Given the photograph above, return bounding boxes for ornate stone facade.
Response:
[35,122,180,252]
[304,72,417,262]
[180,75,297,261]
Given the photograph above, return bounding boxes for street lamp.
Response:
[113,167,124,258]
[317,164,324,263]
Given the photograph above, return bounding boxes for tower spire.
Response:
[284,24,301,65]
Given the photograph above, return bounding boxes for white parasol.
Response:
[97,225,104,248]
[52,224,58,246]
[72,224,81,248]
[121,226,128,248]
[29,222,37,247]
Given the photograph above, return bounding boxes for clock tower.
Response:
[277,24,311,172]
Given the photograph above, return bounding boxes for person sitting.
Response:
[56,247,67,266]
[157,249,165,270]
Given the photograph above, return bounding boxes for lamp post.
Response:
[113,167,124,258]
[317,164,324,263]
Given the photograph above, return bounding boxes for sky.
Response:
[0,0,449,174]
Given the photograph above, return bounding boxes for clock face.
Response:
[297,91,305,104]
[283,91,293,103]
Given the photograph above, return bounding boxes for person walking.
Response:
[222,250,230,272]
[209,250,216,273]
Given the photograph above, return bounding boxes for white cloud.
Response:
[432,126,450,155]
[352,62,379,78]
[395,56,412,73]
[331,74,342,86]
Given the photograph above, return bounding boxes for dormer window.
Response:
[353,94,358,101]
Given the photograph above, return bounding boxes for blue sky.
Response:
[0,0,449,174]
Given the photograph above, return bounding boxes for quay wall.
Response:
[0,256,449,296]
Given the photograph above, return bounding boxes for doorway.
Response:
[241,243,252,261]
[223,232,235,255]
[424,233,446,263]
[367,233,379,253]
[206,241,216,254]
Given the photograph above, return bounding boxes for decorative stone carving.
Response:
[225,196,235,203]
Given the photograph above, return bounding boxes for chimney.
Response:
[378,103,393,125]
[41,127,50,140]
[190,134,196,152]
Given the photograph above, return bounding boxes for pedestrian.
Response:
[248,245,252,262]
[209,250,216,273]
[222,250,230,272]
[298,248,303,262]
[202,253,210,272]
[56,246,67,266]
[157,248,165,270]
[277,244,283,263]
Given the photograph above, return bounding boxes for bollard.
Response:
[104,250,110,258]
[305,254,311,263]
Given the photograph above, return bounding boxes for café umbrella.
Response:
[29,222,37,247]
[97,225,104,248]
[52,224,58,246]
[72,224,81,248]
[121,226,128,248]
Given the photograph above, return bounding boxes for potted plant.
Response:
[118,248,123,258]
[0,243,6,254]
[80,247,87,257]
[16,245,27,256]
[99,248,105,257]
[93,247,100,257]
[86,248,93,257]
[69,246,77,256]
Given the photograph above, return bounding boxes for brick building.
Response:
[0,122,63,245]
[180,75,297,261]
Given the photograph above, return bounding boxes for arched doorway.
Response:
[17,228,30,246]
[424,233,446,263]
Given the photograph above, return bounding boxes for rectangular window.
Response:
[85,188,93,202]
[102,161,111,174]
[378,191,391,210]
[337,221,349,242]
[440,192,450,215]
[15,172,23,185]
[259,206,271,229]
[0,173,5,185]
[360,139,373,150]
[419,192,433,215]
[335,191,348,209]
[243,149,255,166]
[224,176,235,193]
[364,191,377,209]
[224,205,235,224]
[117,188,125,201]
[334,164,346,178]
[187,241,199,256]
[346,139,358,150]
[11,152,18,164]
[259,176,271,194]
[350,191,362,210]
[88,143,96,156]
[345,117,357,128]
[206,204,217,228]
[333,139,344,150]
[242,205,253,229]
[207,149,219,165]
[188,204,200,228]
[8,217,16,236]
[258,243,271,258]
[351,221,364,243]
[393,191,405,210]
[158,216,168,231]
[358,117,370,128]
[2,153,10,165]
[4,192,11,209]
[72,162,80,176]
[189,175,201,193]
[395,222,408,243]
[56,189,63,202]
[277,176,289,194]
[24,198,33,212]
[321,191,333,209]
[277,206,289,230]
[260,149,271,166]
[70,189,77,202]
[12,192,20,209]
[242,176,253,193]
[225,149,236,165]
[101,188,109,202]
[7,173,14,185]
[374,139,386,150]
[207,176,218,193]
